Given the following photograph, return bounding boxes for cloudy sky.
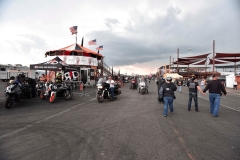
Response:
[0,0,239,75]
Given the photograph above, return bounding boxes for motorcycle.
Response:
[138,81,148,95]
[55,82,73,100]
[96,78,121,103]
[4,81,32,109]
[36,81,45,96]
[40,81,73,102]
[130,79,137,89]
[40,81,57,103]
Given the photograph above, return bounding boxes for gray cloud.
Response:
[86,2,240,67]
[1,0,239,71]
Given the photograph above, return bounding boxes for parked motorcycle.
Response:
[4,81,32,109]
[96,78,121,103]
[36,81,45,96]
[55,82,73,100]
[40,81,73,102]
[138,81,148,95]
[40,81,57,103]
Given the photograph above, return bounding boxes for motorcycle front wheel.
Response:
[4,95,15,109]
[49,92,56,103]
[97,93,104,103]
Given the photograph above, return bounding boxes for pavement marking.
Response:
[168,118,196,160]
[72,91,96,94]
[0,97,96,139]
[225,91,240,96]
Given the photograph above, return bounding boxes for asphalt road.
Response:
[0,81,239,160]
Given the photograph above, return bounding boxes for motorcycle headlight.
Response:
[97,86,103,89]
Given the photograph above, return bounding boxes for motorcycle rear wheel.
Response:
[4,96,14,109]
[40,90,46,100]
[64,91,73,100]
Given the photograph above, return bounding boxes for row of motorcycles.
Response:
[130,79,148,95]
[4,80,73,109]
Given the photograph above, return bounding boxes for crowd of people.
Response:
[157,75,227,117]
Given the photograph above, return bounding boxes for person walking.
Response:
[233,80,238,90]
[200,77,206,91]
[203,74,227,117]
[176,78,183,92]
[187,77,204,112]
[159,77,177,117]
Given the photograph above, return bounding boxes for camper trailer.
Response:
[0,64,36,81]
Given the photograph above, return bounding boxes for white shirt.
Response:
[106,80,115,88]
[233,81,237,85]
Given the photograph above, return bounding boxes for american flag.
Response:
[88,39,97,45]
[69,26,78,35]
[96,45,103,50]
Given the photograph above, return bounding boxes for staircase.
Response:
[98,62,117,76]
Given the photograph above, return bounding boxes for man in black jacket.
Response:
[203,74,227,117]
[160,77,177,117]
[187,77,204,111]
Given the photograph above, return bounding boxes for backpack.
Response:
[158,84,166,99]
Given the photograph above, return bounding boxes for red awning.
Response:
[173,59,201,65]
[183,53,210,59]
[215,58,240,62]
[208,59,230,65]
[192,59,207,65]
[215,53,240,58]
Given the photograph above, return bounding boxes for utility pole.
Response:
[173,58,174,72]
[169,55,171,73]
[177,48,179,74]
[213,40,215,73]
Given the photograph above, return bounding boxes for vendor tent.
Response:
[44,43,103,60]
[30,56,79,71]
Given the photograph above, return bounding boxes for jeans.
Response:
[209,93,221,116]
[109,87,114,99]
[177,86,182,92]
[188,92,198,111]
[233,85,237,90]
[163,97,174,116]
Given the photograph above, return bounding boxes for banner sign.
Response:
[59,56,98,66]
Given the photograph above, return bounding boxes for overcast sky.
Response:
[0,0,239,75]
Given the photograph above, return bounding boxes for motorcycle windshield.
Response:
[97,78,106,84]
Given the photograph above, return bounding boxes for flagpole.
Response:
[76,33,77,44]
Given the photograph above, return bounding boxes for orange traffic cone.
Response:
[80,83,83,91]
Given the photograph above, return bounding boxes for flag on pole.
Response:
[96,45,103,50]
[88,39,97,45]
[81,37,84,47]
[70,26,78,35]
